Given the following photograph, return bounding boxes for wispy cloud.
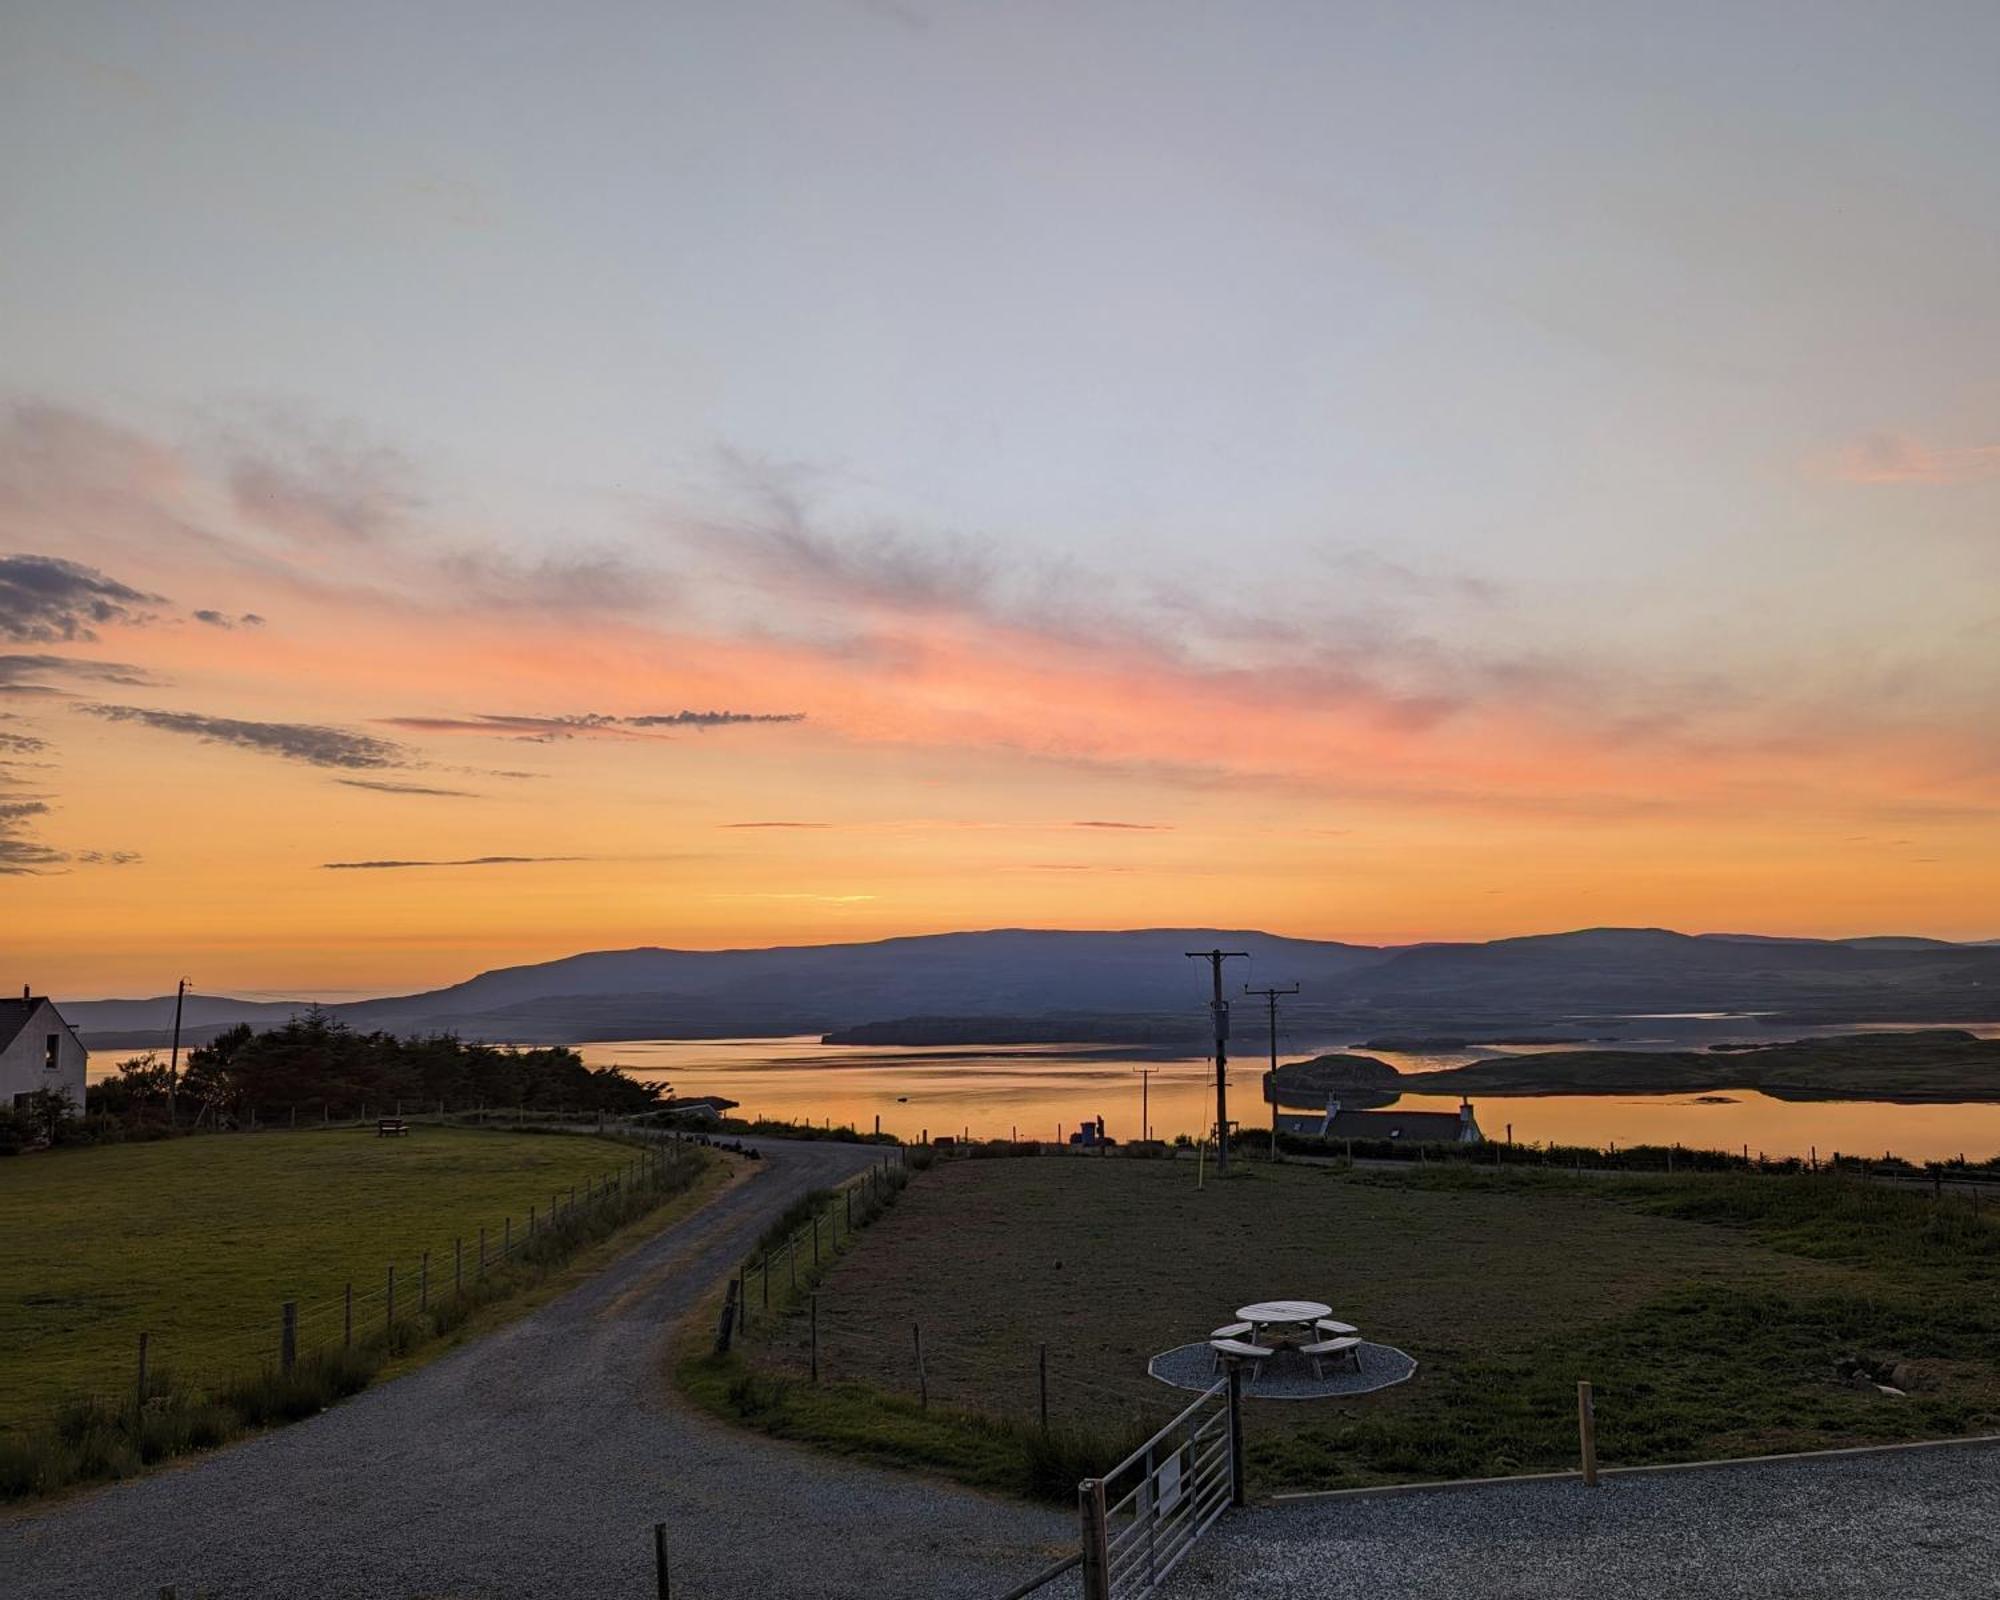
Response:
[725,820,830,829]
[223,414,423,544]
[0,654,158,696]
[75,848,141,865]
[80,705,413,769]
[1828,432,2000,486]
[321,855,584,870]
[335,778,478,797]
[0,553,162,642]
[0,798,63,874]
[383,710,804,741]
[192,608,267,629]
[1072,820,1170,830]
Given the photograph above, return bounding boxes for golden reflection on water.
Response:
[577,1037,2000,1162]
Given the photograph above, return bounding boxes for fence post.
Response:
[1227,1365,1246,1506]
[386,1264,396,1333]
[281,1301,297,1373]
[1578,1379,1599,1486]
[914,1322,928,1409]
[137,1330,150,1408]
[653,1521,670,1600]
[1078,1477,1112,1600]
[344,1281,353,1347]
[714,1278,739,1355]
[1039,1341,1049,1434]
[810,1293,819,1383]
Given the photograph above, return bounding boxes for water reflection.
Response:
[577,1035,2000,1163]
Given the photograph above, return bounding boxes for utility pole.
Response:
[1185,949,1248,1173]
[1132,1066,1157,1143]
[168,977,191,1129]
[1245,983,1299,1162]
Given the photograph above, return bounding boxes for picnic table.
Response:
[1236,1300,1331,1344]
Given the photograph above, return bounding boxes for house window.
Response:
[45,1033,60,1071]
[12,1092,28,1111]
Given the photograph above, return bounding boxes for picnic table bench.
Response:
[376,1118,409,1137]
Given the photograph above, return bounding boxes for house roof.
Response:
[0,997,79,1056]
[1326,1109,1468,1140]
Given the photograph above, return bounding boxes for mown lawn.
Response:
[729,1154,2000,1493]
[0,1127,646,1435]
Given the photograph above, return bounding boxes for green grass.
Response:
[0,1125,660,1435]
[707,1155,2000,1497]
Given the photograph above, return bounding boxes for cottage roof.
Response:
[1325,1109,1468,1141]
[0,996,84,1057]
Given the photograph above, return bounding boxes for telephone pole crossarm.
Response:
[1185,950,1250,1173]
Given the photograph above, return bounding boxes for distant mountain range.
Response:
[58,926,2000,1053]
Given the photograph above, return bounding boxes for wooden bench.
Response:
[376,1119,409,1137]
[1209,1321,1254,1341]
[1302,1335,1362,1378]
[1314,1318,1359,1337]
[1208,1337,1274,1382]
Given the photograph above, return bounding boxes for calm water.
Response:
[577,1028,2000,1164]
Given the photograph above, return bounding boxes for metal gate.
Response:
[1079,1372,1243,1598]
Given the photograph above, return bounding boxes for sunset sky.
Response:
[4,2,1999,998]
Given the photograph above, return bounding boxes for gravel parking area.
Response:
[0,1138,1078,1600]
[1161,1439,2000,1598]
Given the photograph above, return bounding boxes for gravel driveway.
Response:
[0,1137,1077,1600]
[1162,1441,2000,1598]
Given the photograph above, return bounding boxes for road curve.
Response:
[0,1137,1078,1599]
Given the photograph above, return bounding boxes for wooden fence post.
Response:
[714,1278,740,1355]
[1078,1477,1111,1600]
[281,1301,297,1373]
[1578,1380,1599,1486]
[137,1330,150,1408]
[1227,1365,1246,1506]
[914,1322,928,1409]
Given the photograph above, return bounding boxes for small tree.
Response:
[21,1085,77,1145]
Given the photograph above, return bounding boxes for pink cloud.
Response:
[1828,432,2000,486]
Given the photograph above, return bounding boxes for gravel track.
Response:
[1161,1440,2000,1598]
[1,1138,1078,1600]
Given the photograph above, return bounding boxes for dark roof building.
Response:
[1276,1096,1482,1144]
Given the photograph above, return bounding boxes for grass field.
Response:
[718,1154,2000,1494]
[0,1126,651,1436]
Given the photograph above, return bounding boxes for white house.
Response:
[1,991,89,1115]
[1275,1095,1483,1144]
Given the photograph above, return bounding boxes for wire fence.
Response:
[62,1130,707,1413]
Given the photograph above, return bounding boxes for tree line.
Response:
[82,1010,664,1130]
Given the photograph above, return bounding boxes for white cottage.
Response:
[0,991,89,1114]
